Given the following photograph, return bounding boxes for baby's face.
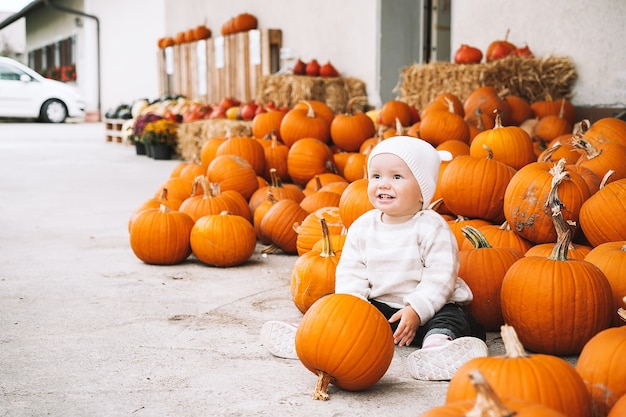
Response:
[367,153,423,224]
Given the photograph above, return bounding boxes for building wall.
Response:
[451,0,626,107]
[7,0,624,115]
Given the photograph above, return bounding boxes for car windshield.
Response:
[0,62,32,81]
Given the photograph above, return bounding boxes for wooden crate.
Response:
[158,29,282,104]
[104,119,127,143]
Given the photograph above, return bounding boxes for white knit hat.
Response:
[367,136,452,208]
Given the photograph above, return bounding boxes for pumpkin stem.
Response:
[345,97,358,115]
[157,187,169,202]
[261,243,281,254]
[319,218,336,258]
[618,296,626,323]
[269,168,284,189]
[499,220,511,231]
[493,109,503,129]
[481,144,494,159]
[538,141,562,163]
[461,226,493,249]
[546,159,573,261]
[599,170,615,188]
[192,175,211,198]
[571,134,602,159]
[300,100,316,119]
[501,324,529,359]
[312,370,333,401]
[464,370,516,417]
[474,107,485,131]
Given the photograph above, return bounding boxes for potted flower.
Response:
[129,113,163,156]
[140,118,179,160]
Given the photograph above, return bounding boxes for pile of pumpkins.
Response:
[127,87,626,414]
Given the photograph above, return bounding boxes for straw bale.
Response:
[255,74,369,114]
[398,55,577,110]
[177,119,252,162]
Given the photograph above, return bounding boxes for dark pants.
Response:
[369,299,486,347]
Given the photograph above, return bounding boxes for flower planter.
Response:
[134,141,146,155]
[152,144,173,160]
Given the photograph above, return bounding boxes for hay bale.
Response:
[255,74,369,114]
[177,119,252,162]
[398,55,577,110]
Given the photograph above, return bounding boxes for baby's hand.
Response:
[389,306,420,346]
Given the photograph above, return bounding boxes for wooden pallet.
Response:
[104,119,127,143]
[158,29,282,104]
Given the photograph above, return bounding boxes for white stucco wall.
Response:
[163,0,380,106]
[450,0,626,107]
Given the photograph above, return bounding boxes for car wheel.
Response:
[40,99,68,123]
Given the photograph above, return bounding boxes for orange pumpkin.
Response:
[280,101,331,148]
[179,176,251,223]
[440,153,516,223]
[576,320,626,417]
[260,132,290,183]
[458,226,524,331]
[458,220,533,253]
[193,24,211,40]
[446,325,592,417]
[295,293,394,400]
[378,100,412,127]
[470,110,535,170]
[419,97,470,146]
[463,86,512,128]
[608,394,626,417]
[206,154,259,200]
[447,215,493,249]
[330,98,376,152]
[295,206,344,255]
[129,204,194,265]
[286,137,335,187]
[259,199,309,254]
[216,135,266,177]
[504,94,533,126]
[338,178,374,229]
[248,168,304,213]
[423,369,567,417]
[583,117,626,148]
[299,190,341,214]
[579,178,626,247]
[503,159,591,244]
[251,110,285,141]
[190,211,256,267]
[584,241,626,328]
[291,218,339,314]
[421,92,464,119]
[530,96,576,125]
[500,192,612,355]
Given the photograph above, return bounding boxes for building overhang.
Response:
[0,0,45,31]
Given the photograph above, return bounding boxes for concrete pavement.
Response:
[0,121,568,417]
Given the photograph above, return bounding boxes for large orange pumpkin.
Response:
[503,158,591,244]
[439,153,516,223]
[295,206,344,255]
[286,137,335,186]
[338,178,374,229]
[206,154,259,200]
[179,176,251,223]
[608,394,626,417]
[129,204,194,265]
[329,98,376,152]
[423,369,567,417]
[458,226,524,331]
[295,293,394,400]
[446,325,592,417]
[469,111,535,170]
[190,211,257,267]
[579,178,626,247]
[500,193,612,355]
[576,320,626,417]
[419,97,470,146]
[280,101,331,147]
[584,241,626,328]
[290,218,338,314]
[259,198,309,254]
[216,135,266,177]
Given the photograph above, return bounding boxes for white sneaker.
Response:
[260,321,299,360]
[406,336,488,381]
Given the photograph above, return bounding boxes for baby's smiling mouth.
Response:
[378,194,394,199]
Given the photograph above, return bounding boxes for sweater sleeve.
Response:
[334,214,372,301]
[403,212,464,323]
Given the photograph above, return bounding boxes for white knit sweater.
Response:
[335,209,473,324]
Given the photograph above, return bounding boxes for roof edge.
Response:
[0,0,46,31]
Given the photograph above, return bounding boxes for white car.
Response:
[0,56,86,123]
